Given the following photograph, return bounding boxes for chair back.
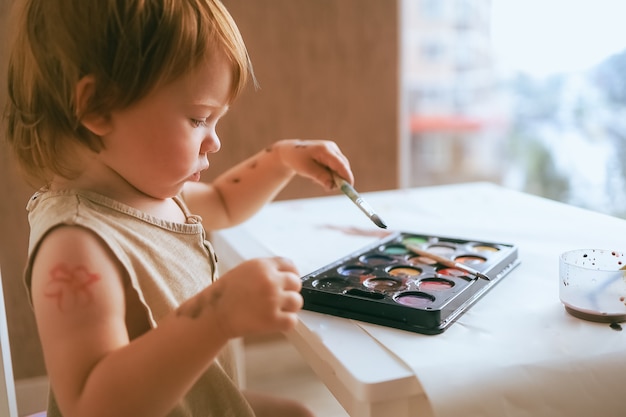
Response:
[0,267,19,417]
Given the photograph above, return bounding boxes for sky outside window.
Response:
[491,0,626,77]
[491,0,626,217]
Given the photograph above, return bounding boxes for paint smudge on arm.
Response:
[176,286,223,320]
[43,264,100,312]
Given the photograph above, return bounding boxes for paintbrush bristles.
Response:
[371,214,387,229]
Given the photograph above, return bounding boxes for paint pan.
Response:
[300,231,520,335]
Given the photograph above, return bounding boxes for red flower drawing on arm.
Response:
[44,264,101,312]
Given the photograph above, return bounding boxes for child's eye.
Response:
[191,118,208,128]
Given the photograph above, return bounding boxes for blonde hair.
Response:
[4,0,254,185]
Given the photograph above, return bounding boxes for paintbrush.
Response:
[405,244,490,281]
[333,175,387,229]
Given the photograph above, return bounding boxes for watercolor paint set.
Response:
[300,232,520,334]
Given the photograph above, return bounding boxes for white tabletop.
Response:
[212,182,626,417]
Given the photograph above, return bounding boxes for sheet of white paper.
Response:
[237,195,396,276]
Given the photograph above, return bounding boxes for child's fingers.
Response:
[281,271,302,293]
[276,139,354,188]
[271,257,302,291]
[280,290,303,313]
[311,146,354,187]
[274,312,299,333]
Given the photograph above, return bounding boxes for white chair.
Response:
[0,266,19,417]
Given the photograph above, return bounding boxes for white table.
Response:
[212,182,626,417]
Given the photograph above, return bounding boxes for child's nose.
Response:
[202,131,221,154]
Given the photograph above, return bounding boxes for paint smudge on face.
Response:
[320,224,393,238]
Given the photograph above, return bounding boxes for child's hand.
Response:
[274,139,354,190]
[184,257,303,340]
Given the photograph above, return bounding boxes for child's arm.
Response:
[31,225,302,417]
[182,139,354,230]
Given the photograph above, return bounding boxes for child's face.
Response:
[97,52,232,199]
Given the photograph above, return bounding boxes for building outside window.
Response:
[402,0,626,219]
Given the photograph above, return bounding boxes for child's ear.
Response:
[75,75,112,136]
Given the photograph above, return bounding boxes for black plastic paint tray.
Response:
[300,231,520,335]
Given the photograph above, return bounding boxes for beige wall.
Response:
[215,0,400,198]
[0,0,400,380]
[0,0,49,380]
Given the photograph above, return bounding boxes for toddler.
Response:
[4,1,354,416]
